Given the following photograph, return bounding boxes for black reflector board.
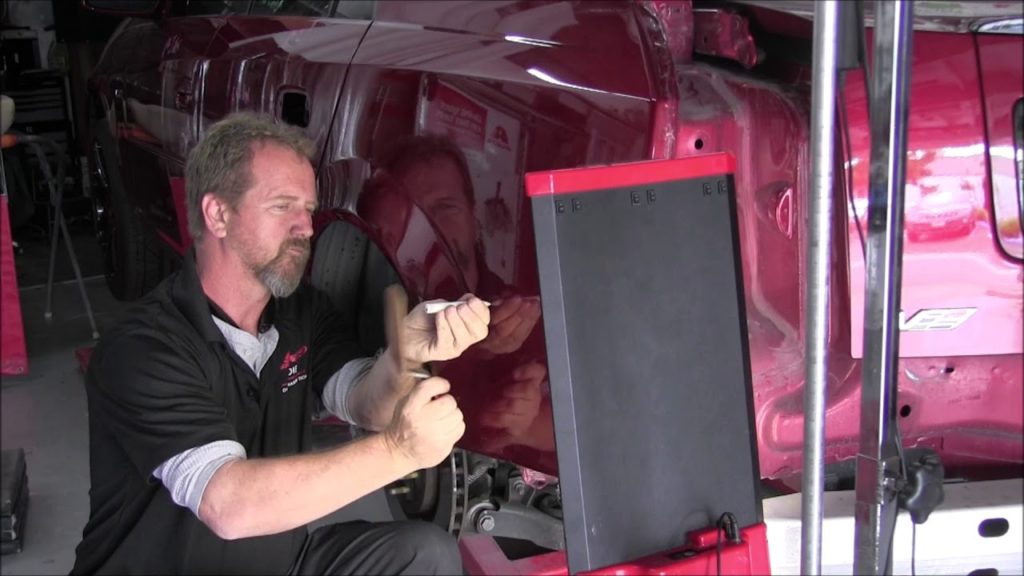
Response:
[526,154,762,574]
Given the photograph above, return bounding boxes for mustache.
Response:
[280,238,311,256]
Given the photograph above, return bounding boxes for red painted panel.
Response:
[324,1,657,473]
[525,153,735,196]
[846,32,1022,359]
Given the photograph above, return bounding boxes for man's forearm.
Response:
[199,432,412,540]
[346,348,419,431]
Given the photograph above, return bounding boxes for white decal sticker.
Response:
[898,308,976,331]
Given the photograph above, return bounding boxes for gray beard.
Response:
[254,240,310,298]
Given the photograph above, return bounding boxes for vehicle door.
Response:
[103,9,220,254]
[198,0,372,166]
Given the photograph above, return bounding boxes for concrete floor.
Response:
[1,238,389,574]
[1,276,119,574]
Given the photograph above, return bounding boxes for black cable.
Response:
[846,0,872,261]
[715,512,740,576]
[839,70,868,260]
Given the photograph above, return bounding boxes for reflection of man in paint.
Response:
[358,135,481,292]
[359,134,551,455]
[389,136,480,286]
[357,170,412,257]
[360,134,541,356]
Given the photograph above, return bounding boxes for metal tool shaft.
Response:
[800,2,841,574]
[853,1,914,573]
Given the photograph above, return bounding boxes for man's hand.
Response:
[403,294,489,364]
[479,295,541,355]
[382,377,466,470]
[479,362,545,439]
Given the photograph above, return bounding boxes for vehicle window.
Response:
[334,0,375,20]
[183,0,252,16]
[249,0,334,17]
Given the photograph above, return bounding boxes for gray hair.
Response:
[185,113,316,240]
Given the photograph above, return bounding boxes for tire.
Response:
[311,220,368,327]
[357,242,401,353]
[311,220,403,355]
[93,122,162,300]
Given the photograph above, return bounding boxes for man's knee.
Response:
[391,521,462,576]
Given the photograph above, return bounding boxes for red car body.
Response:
[88,0,1021,503]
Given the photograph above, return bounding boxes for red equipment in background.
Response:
[1,193,28,376]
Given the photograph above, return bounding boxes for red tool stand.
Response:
[460,154,771,575]
[462,524,770,575]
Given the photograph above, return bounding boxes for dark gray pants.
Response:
[289,521,463,575]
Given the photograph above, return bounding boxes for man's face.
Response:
[225,143,317,297]
[401,157,476,269]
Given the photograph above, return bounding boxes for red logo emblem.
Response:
[280,345,308,371]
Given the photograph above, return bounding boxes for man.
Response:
[72,113,490,574]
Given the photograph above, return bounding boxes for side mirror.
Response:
[80,0,161,17]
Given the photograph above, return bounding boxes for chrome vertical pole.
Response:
[800,1,841,574]
[853,1,914,574]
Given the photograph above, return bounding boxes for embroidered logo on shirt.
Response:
[280,345,308,370]
[280,345,309,393]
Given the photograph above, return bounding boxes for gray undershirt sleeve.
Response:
[321,357,376,427]
[152,440,247,517]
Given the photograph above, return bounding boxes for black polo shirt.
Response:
[72,252,361,575]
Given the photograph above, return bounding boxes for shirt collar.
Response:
[171,249,276,340]
[208,294,277,334]
[172,249,225,343]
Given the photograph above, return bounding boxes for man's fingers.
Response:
[432,404,465,440]
[439,404,464,426]
[433,309,456,353]
[405,377,451,411]
[493,304,524,332]
[489,295,523,324]
[458,294,491,326]
[503,385,541,401]
[510,300,541,337]
[436,302,487,352]
[456,303,489,342]
[513,362,547,381]
[442,306,471,351]
[451,418,466,440]
[424,393,459,418]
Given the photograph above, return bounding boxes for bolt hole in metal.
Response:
[694,138,704,150]
[978,517,1010,538]
[943,365,955,374]
[899,404,912,418]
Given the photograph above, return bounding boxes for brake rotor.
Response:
[385,449,469,537]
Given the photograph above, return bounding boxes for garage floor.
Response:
[1,276,116,574]
[1,234,389,575]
